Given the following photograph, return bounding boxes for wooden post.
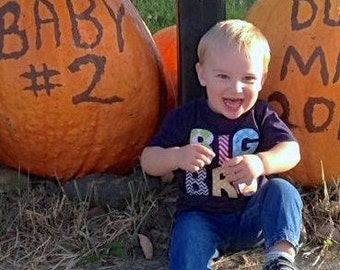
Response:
[177,0,226,104]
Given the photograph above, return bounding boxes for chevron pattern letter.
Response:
[185,169,209,196]
[218,135,229,165]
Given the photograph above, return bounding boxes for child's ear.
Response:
[257,72,268,91]
[195,62,206,87]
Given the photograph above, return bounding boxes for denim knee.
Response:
[260,178,303,251]
[169,211,222,270]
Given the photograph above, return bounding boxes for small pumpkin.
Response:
[153,25,178,111]
[246,0,340,186]
[0,0,166,182]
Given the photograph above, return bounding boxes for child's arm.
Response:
[223,141,300,186]
[141,144,215,177]
[256,141,300,175]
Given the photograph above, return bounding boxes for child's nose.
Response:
[229,80,243,93]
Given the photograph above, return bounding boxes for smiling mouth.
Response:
[223,98,243,109]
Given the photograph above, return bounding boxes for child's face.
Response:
[196,43,267,120]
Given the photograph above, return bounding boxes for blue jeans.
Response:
[168,178,303,270]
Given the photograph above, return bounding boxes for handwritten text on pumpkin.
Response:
[0,0,126,105]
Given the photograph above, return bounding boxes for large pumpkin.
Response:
[0,0,166,182]
[246,0,340,186]
[153,25,178,111]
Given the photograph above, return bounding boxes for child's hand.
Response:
[222,154,264,187]
[177,144,215,172]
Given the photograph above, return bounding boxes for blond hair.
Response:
[197,19,271,72]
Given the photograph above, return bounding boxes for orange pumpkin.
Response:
[0,0,166,182]
[153,25,178,111]
[246,0,340,186]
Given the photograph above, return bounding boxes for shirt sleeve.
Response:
[148,105,192,148]
[255,100,297,152]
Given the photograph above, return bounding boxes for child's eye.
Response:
[243,76,257,83]
[217,74,229,79]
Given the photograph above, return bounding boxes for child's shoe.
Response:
[262,256,299,270]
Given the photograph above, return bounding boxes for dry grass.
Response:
[0,166,340,269]
[0,167,174,269]
[297,177,340,269]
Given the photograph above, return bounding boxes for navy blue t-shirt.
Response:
[148,98,296,214]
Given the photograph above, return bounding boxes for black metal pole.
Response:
[177,0,226,104]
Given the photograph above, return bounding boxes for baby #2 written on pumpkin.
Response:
[2,0,126,104]
[246,0,340,186]
[0,0,165,181]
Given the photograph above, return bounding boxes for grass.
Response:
[1,166,340,269]
[0,168,176,269]
[130,0,176,33]
[130,0,256,33]
[0,0,340,269]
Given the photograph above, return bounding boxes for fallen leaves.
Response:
[138,234,154,259]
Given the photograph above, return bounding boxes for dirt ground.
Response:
[93,244,340,270]
[83,245,340,270]
[2,167,340,270]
